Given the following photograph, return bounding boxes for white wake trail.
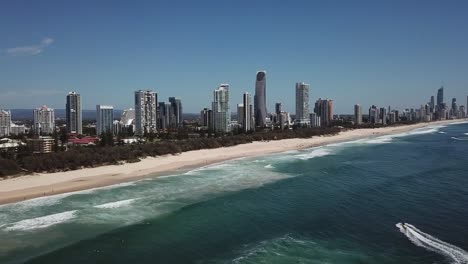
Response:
[396,223,468,264]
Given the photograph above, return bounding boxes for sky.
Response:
[0,0,467,114]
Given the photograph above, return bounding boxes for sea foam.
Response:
[4,210,77,231]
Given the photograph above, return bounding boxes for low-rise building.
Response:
[27,137,55,153]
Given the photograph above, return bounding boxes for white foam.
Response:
[94,198,139,209]
[295,148,332,160]
[438,131,447,134]
[464,133,468,136]
[264,164,275,169]
[4,210,77,231]
[396,223,468,264]
[452,137,468,141]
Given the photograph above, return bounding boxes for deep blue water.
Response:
[1,122,468,264]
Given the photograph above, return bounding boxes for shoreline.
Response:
[0,120,463,205]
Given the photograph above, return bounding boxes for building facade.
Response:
[212,84,230,133]
[169,97,183,128]
[134,90,158,136]
[254,71,267,127]
[354,104,362,125]
[243,92,254,132]
[66,92,82,134]
[0,109,12,138]
[34,105,55,135]
[295,82,310,125]
[96,105,114,135]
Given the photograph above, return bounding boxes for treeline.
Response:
[0,127,340,177]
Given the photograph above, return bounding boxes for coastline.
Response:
[0,120,462,205]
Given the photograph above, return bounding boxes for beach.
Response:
[0,120,461,205]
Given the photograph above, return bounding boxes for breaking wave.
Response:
[4,211,77,232]
[396,223,468,264]
[295,148,333,160]
[94,198,140,209]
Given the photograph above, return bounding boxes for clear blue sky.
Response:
[0,0,467,114]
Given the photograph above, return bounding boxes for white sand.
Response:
[0,120,459,205]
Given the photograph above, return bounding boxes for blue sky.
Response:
[0,0,467,114]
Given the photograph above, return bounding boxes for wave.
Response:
[438,131,447,134]
[4,210,77,232]
[396,223,468,264]
[451,137,468,141]
[94,198,139,209]
[295,147,332,160]
[464,133,468,136]
[264,164,275,169]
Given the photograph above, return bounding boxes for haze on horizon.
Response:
[0,0,467,114]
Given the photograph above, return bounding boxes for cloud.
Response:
[6,38,54,56]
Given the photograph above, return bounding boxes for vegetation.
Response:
[0,127,340,177]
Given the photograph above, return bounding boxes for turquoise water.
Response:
[1,122,468,264]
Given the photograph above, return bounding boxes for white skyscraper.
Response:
[66,92,82,134]
[96,105,114,135]
[354,104,362,125]
[295,82,310,125]
[237,104,244,127]
[243,92,254,132]
[33,105,55,135]
[0,109,11,138]
[134,90,158,136]
[212,84,230,133]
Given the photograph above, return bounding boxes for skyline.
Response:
[1,0,468,113]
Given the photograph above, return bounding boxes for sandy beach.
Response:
[0,120,462,205]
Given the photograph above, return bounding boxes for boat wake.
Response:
[396,223,468,264]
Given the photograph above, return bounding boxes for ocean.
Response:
[1,122,468,264]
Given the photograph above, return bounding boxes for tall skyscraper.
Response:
[134,90,158,136]
[0,109,11,137]
[369,105,379,124]
[354,104,362,125]
[314,98,333,127]
[169,97,183,128]
[33,105,55,135]
[437,86,444,107]
[96,105,114,135]
[295,82,310,125]
[212,84,230,133]
[237,104,244,127]
[275,102,282,116]
[243,92,254,132]
[451,98,458,117]
[380,107,387,125]
[66,92,82,134]
[430,96,435,113]
[254,71,267,127]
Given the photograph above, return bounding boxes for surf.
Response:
[396,223,468,264]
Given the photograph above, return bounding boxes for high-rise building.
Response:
[212,84,230,133]
[0,109,11,137]
[310,112,321,127]
[66,92,82,134]
[314,98,333,127]
[380,107,387,125]
[354,104,362,125]
[200,108,210,127]
[158,102,172,131]
[368,105,379,124]
[33,105,55,135]
[134,90,158,136]
[243,92,254,132]
[295,82,310,125]
[96,105,114,135]
[254,71,267,127]
[451,98,458,117]
[275,102,282,116]
[237,104,244,127]
[437,86,444,107]
[430,96,435,113]
[169,97,183,128]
